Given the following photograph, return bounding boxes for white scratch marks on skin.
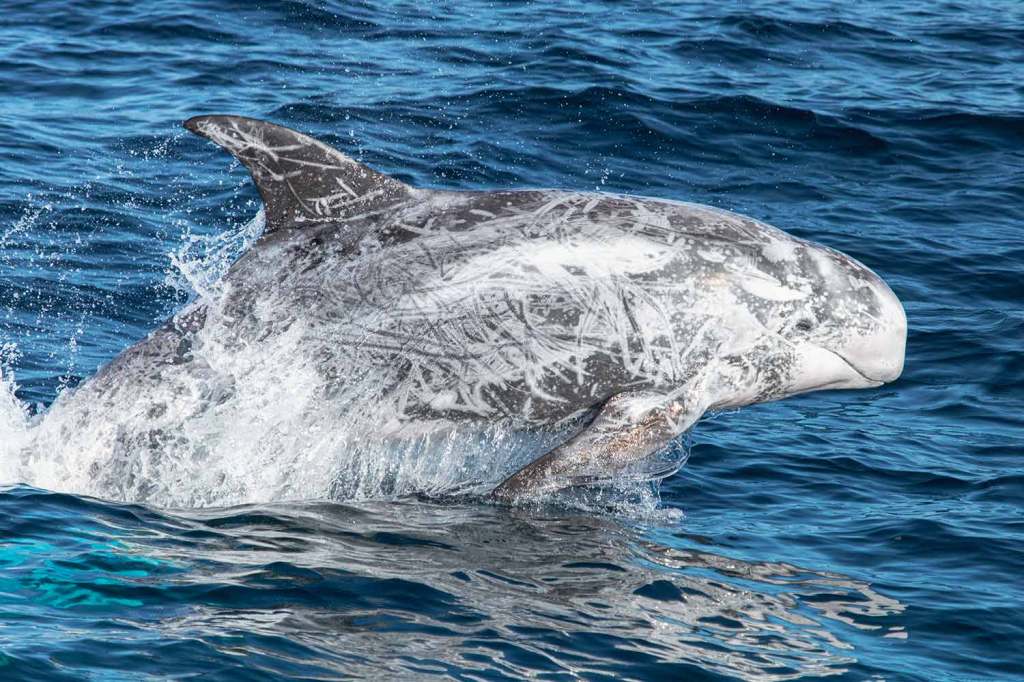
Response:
[739,272,810,302]
[762,238,799,263]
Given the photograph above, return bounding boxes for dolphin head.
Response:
[795,245,906,387]
[721,235,906,402]
[772,241,906,396]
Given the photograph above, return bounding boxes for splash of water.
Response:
[0,363,31,485]
[0,369,28,436]
[167,208,266,300]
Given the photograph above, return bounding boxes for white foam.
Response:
[0,365,31,483]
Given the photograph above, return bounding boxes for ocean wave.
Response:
[720,13,907,42]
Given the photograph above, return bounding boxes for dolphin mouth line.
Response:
[784,336,886,390]
[830,350,885,387]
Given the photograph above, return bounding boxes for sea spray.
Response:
[167,208,266,300]
[0,363,30,482]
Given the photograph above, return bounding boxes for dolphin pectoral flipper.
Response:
[183,115,414,234]
[491,390,706,501]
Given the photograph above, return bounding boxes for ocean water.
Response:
[0,0,1022,679]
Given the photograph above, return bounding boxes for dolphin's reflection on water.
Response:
[100,499,905,680]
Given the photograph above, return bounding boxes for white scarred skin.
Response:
[3,117,906,506]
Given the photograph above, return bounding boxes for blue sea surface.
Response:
[1,0,1022,679]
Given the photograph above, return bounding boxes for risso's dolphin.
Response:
[19,116,906,505]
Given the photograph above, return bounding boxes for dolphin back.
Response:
[184,115,414,234]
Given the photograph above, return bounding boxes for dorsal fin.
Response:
[183,115,414,234]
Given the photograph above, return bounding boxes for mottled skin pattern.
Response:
[37,116,906,503]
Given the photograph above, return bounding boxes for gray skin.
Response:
[32,116,906,504]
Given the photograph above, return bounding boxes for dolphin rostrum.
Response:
[13,116,906,505]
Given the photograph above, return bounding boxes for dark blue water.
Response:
[1,1,1022,679]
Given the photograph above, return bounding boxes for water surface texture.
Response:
[1,1,1022,679]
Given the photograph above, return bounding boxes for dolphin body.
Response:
[19,116,906,505]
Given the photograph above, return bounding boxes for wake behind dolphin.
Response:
[1,116,906,507]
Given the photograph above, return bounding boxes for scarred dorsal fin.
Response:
[183,115,414,234]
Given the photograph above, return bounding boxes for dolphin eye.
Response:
[794,318,815,333]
